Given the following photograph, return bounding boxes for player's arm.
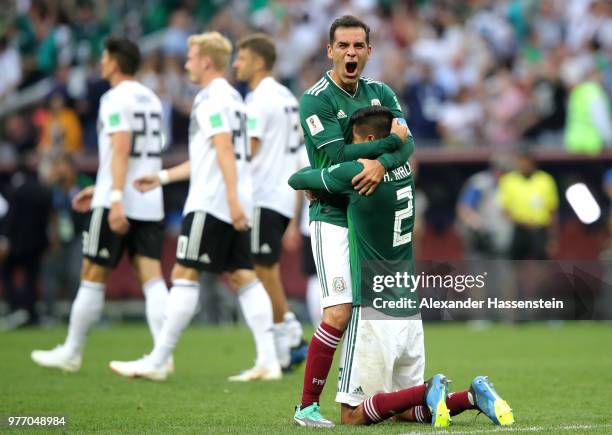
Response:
[133,160,191,192]
[352,86,413,195]
[288,162,362,194]
[300,93,402,164]
[283,189,303,252]
[250,138,261,156]
[247,100,264,157]
[213,132,248,231]
[110,131,131,194]
[374,84,415,171]
[108,130,131,234]
[376,134,415,170]
[101,97,132,234]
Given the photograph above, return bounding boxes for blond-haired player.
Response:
[110,32,280,381]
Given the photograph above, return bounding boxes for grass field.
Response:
[1,322,612,434]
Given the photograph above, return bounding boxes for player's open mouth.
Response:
[345,62,358,77]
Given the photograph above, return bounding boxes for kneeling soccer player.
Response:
[289,106,514,427]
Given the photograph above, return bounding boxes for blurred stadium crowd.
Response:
[0,0,611,327]
[1,0,611,159]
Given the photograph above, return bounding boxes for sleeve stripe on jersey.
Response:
[362,77,383,85]
[316,137,343,149]
[320,171,332,193]
[306,78,326,95]
[312,82,329,96]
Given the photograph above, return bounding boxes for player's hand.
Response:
[133,174,161,193]
[72,186,96,213]
[352,159,385,196]
[229,200,249,232]
[282,220,302,252]
[108,202,130,235]
[390,118,409,141]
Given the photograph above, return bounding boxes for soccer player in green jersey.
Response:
[293,15,411,427]
[289,106,514,428]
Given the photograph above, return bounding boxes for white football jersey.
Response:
[184,78,252,223]
[247,77,301,218]
[92,80,164,221]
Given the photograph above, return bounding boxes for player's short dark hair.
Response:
[105,36,141,75]
[236,33,276,71]
[350,106,393,140]
[329,15,370,46]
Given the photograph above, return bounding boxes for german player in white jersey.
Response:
[233,33,307,371]
[109,31,281,381]
[31,37,169,373]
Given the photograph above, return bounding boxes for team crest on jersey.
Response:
[306,114,324,136]
[370,99,381,106]
[332,277,347,294]
[336,110,347,119]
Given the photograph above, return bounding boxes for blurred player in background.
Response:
[293,15,412,427]
[31,37,169,372]
[110,32,280,381]
[290,106,513,428]
[233,33,307,371]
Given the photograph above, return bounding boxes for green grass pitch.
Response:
[1,322,611,433]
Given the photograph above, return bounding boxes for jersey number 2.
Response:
[393,185,413,247]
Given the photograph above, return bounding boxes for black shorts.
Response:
[82,207,164,268]
[302,235,317,276]
[509,225,549,260]
[251,207,290,265]
[176,211,253,273]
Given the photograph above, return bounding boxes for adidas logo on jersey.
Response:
[98,248,110,259]
[260,244,272,254]
[352,386,364,395]
[199,253,211,264]
[336,110,347,119]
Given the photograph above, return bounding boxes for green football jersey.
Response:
[300,71,407,228]
[288,161,418,317]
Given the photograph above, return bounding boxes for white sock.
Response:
[143,277,169,345]
[237,280,278,370]
[306,276,322,328]
[148,280,199,367]
[273,323,291,368]
[64,281,105,355]
[283,311,303,347]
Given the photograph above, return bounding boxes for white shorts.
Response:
[310,221,353,308]
[336,306,425,407]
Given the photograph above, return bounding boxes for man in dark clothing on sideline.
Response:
[0,153,52,328]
